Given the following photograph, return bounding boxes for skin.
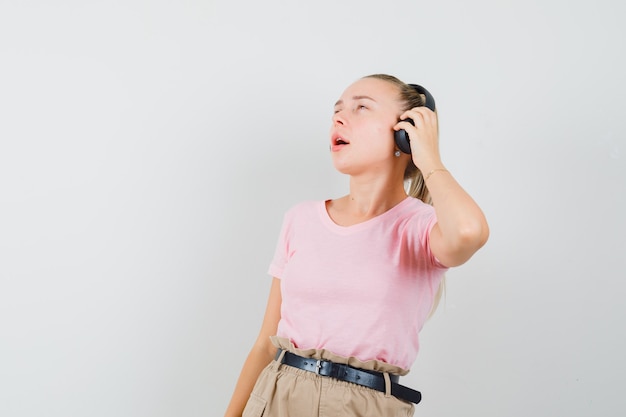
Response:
[224,77,489,417]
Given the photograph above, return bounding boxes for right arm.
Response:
[223,277,282,417]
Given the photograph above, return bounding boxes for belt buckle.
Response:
[315,359,323,375]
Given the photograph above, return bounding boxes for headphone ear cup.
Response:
[394,129,412,154]
[394,84,435,155]
[394,118,415,154]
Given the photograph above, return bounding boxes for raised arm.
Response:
[424,167,489,267]
[397,107,489,267]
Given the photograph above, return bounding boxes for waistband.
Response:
[275,349,422,404]
[270,336,409,376]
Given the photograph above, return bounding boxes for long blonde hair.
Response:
[364,74,445,317]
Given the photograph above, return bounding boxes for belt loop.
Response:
[273,349,287,370]
[383,372,392,398]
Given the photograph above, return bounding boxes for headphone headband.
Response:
[408,84,436,112]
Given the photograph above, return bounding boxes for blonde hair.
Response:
[364,73,445,316]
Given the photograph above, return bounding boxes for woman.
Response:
[224,74,489,416]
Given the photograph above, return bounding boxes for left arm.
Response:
[396,107,489,267]
[423,167,489,267]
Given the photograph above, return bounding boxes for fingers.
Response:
[395,107,438,140]
[399,107,436,130]
[396,107,439,161]
[392,107,441,168]
[393,118,414,132]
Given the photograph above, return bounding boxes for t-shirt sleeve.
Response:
[425,214,448,269]
[267,208,294,279]
[412,203,448,269]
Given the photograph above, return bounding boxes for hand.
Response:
[394,107,441,172]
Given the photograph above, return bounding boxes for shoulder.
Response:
[394,197,438,237]
[275,200,324,241]
[398,197,436,218]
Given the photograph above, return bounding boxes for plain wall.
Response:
[0,1,624,416]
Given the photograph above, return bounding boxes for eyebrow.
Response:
[334,95,377,107]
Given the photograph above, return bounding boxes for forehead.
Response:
[337,77,401,104]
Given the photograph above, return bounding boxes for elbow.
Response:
[430,209,490,267]
[470,219,490,249]
[252,337,277,362]
[458,219,489,251]
[442,221,489,267]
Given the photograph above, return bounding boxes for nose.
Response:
[332,111,345,126]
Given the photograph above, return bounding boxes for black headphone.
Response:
[394,84,436,154]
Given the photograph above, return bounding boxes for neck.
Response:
[345,174,408,217]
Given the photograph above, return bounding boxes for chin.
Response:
[331,161,350,175]
[331,159,361,176]
[331,163,350,175]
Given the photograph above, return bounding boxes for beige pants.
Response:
[242,337,415,417]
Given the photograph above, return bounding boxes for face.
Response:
[330,77,404,175]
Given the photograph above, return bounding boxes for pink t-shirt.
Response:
[268,197,448,370]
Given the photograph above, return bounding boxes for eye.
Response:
[357,104,368,111]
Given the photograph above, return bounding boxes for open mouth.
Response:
[330,133,350,151]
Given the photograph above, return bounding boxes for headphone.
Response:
[393,84,436,154]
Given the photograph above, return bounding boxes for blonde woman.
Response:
[225,74,489,417]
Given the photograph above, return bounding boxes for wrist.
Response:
[413,155,443,175]
[423,167,449,181]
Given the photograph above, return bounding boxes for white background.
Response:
[1,1,624,416]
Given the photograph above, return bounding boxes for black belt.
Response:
[275,350,422,404]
